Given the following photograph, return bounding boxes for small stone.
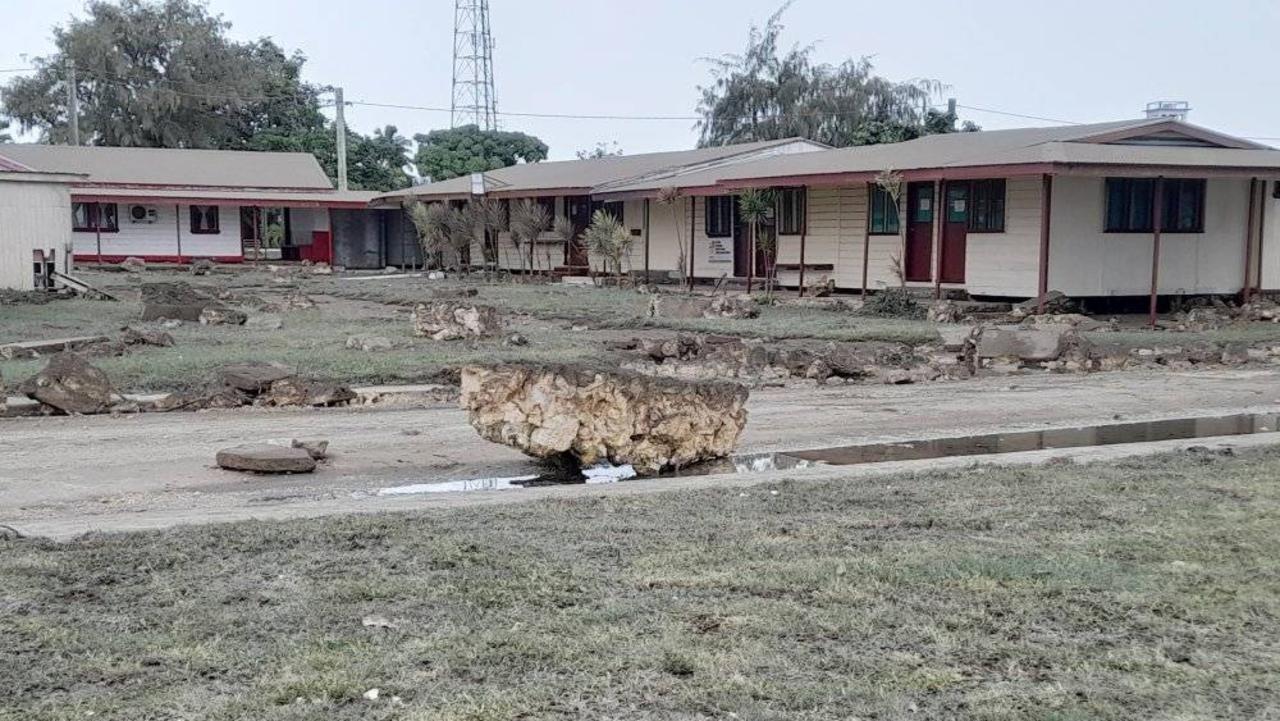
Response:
[504,333,529,347]
[161,319,183,329]
[119,327,174,347]
[199,307,248,326]
[216,444,317,474]
[363,689,380,701]
[120,257,146,273]
[189,259,214,276]
[291,439,330,460]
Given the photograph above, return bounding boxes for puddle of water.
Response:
[786,413,1280,466]
[376,413,1280,496]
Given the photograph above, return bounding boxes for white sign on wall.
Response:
[706,237,733,265]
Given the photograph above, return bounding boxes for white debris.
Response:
[363,688,380,701]
[378,475,539,496]
[581,464,637,483]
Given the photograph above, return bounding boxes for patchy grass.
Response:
[0,296,605,393]
[3,449,1279,720]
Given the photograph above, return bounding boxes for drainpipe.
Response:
[1243,178,1258,303]
[175,204,183,265]
[687,197,696,291]
[797,186,808,297]
[932,179,944,300]
[1148,177,1165,327]
[861,183,871,298]
[643,198,651,281]
[1037,175,1054,313]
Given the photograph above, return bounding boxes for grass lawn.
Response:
[3,449,1278,720]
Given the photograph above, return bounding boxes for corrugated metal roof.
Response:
[69,187,380,207]
[0,144,335,189]
[372,138,825,204]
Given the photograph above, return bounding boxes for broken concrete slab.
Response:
[460,364,749,475]
[17,353,115,415]
[936,326,977,353]
[218,362,294,393]
[412,301,500,340]
[215,444,317,474]
[259,378,356,407]
[0,335,112,360]
[977,328,1068,362]
[140,282,221,322]
[647,294,759,320]
[119,328,175,347]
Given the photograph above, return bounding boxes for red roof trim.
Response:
[71,192,371,209]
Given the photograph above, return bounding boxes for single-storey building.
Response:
[0,155,80,291]
[376,119,1280,307]
[0,144,413,269]
[371,138,827,275]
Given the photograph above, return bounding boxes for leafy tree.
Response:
[696,3,970,148]
[1,0,321,147]
[576,141,623,160]
[414,125,548,182]
[0,119,11,143]
[247,123,411,192]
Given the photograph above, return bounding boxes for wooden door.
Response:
[240,206,261,256]
[904,182,935,281]
[564,196,591,268]
[940,182,969,284]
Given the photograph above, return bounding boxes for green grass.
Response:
[3,449,1279,720]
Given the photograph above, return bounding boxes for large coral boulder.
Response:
[18,353,116,414]
[412,301,500,340]
[460,364,749,474]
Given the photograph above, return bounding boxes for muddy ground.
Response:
[5,367,1279,538]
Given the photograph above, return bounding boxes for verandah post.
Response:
[1037,175,1054,314]
[1148,177,1165,327]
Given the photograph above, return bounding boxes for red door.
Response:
[306,231,333,264]
[904,182,935,282]
[940,183,968,284]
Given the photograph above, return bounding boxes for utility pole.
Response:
[66,61,80,146]
[334,86,348,191]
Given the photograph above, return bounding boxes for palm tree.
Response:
[583,210,633,284]
[737,188,776,295]
[468,199,508,274]
[510,199,552,278]
[408,201,453,270]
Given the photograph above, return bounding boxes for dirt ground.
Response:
[5,366,1279,539]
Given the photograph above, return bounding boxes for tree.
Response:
[246,123,411,192]
[414,125,548,182]
[583,209,633,283]
[509,199,552,276]
[696,3,970,148]
[737,188,776,296]
[576,141,623,160]
[1,0,321,148]
[0,119,11,143]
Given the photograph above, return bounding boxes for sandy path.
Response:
[3,368,1279,537]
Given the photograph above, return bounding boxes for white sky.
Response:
[2,0,1278,159]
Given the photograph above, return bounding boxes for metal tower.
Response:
[451,0,498,130]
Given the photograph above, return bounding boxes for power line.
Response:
[953,104,1083,126]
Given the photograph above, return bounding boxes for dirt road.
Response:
[4,368,1280,538]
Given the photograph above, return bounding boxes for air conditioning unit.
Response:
[128,204,158,224]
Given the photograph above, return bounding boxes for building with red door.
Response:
[377,118,1280,304]
[0,144,411,269]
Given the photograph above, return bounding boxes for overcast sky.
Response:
[2,0,1277,159]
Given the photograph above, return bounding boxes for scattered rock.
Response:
[927,300,964,324]
[259,378,356,407]
[291,439,330,460]
[219,362,294,393]
[120,257,147,273]
[161,319,183,330]
[311,263,333,276]
[189,259,214,276]
[140,281,220,322]
[503,333,529,347]
[346,335,394,352]
[647,294,759,320]
[1010,290,1073,318]
[18,353,115,415]
[1021,313,1106,332]
[412,301,500,340]
[460,364,749,475]
[977,327,1067,362]
[199,307,248,326]
[215,444,317,474]
[119,327,175,347]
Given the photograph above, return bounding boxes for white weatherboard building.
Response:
[376,118,1280,304]
[0,158,79,291]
